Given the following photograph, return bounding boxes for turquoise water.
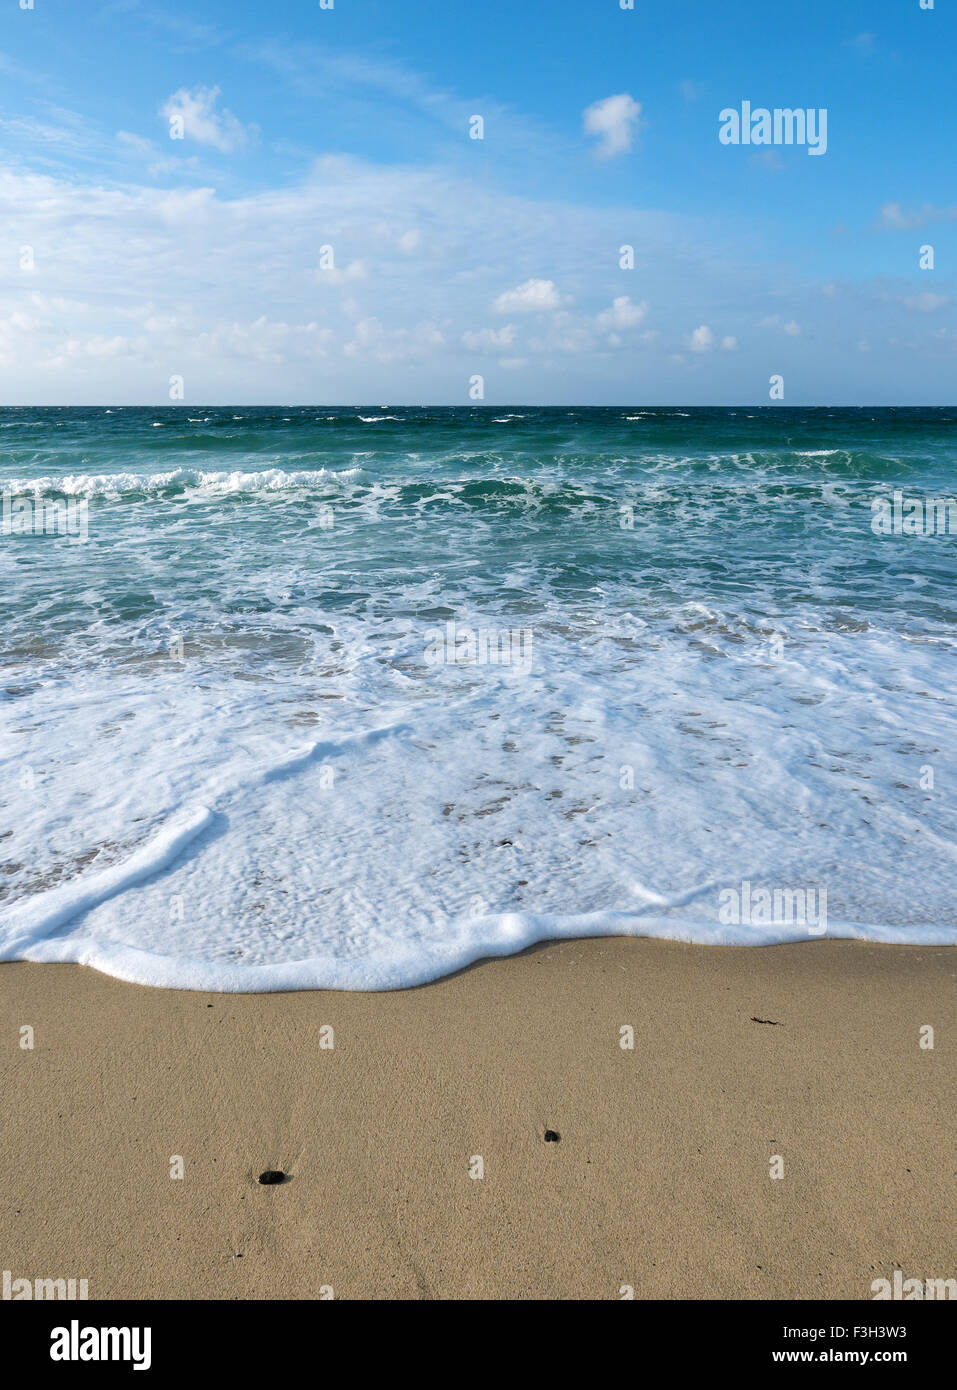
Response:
[1,406,955,988]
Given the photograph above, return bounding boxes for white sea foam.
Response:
[0,466,363,499]
[1,609,955,991]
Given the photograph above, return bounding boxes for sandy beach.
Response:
[2,938,954,1301]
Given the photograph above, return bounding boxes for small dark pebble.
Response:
[544,1130,561,1143]
[258,1170,288,1185]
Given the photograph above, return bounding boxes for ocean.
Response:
[1,405,955,989]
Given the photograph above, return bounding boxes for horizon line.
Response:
[1,403,955,411]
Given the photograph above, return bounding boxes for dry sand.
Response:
[2,938,955,1300]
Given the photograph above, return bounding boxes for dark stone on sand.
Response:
[258,1170,288,1185]
[544,1130,561,1143]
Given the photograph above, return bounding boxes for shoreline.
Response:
[3,937,955,1299]
[9,918,957,994]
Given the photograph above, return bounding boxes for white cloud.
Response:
[462,325,517,351]
[194,316,332,364]
[583,94,642,160]
[343,316,445,362]
[721,336,737,351]
[0,155,945,403]
[155,187,216,226]
[760,314,801,336]
[160,85,254,153]
[493,278,564,314]
[595,296,648,330]
[689,325,713,352]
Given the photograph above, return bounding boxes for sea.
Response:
[1,405,955,989]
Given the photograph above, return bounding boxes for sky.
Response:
[0,0,954,405]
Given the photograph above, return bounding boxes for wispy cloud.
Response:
[0,132,949,401]
[99,0,226,49]
[847,32,877,57]
[0,47,49,87]
[902,292,950,313]
[878,201,957,230]
[461,325,516,352]
[160,86,255,153]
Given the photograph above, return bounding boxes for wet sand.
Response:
[2,937,955,1299]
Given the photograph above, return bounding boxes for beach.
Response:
[3,406,956,1304]
[4,937,955,1301]
[3,0,956,1337]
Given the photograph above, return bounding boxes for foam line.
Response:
[11,910,957,994]
[0,805,215,957]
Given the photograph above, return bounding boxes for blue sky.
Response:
[0,0,954,403]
